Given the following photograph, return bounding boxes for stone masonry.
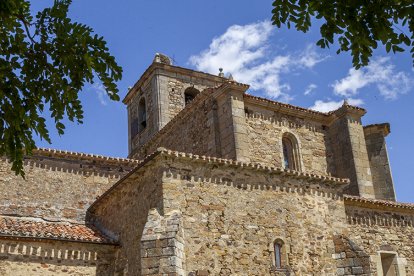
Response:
[0,54,413,275]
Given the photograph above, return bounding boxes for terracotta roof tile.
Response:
[245,93,330,116]
[33,147,140,164]
[0,216,116,244]
[245,93,366,117]
[344,195,414,211]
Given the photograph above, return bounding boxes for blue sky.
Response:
[32,1,414,202]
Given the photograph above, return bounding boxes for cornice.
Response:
[31,148,140,165]
[89,147,350,212]
[363,123,391,137]
[244,95,367,125]
[344,195,414,213]
[122,62,228,104]
[244,94,331,124]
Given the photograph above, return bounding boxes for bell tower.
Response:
[123,53,227,159]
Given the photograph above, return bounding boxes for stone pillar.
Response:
[364,123,396,201]
[141,208,185,276]
[328,103,374,198]
[153,71,171,131]
[214,82,250,162]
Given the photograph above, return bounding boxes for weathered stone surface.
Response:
[0,151,134,223]
[364,123,396,201]
[0,239,117,276]
[244,111,331,175]
[87,151,414,275]
[1,55,412,275]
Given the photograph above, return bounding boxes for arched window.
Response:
[282,133,301,171]
[272,239,287,269]
[274,241,283,268]
[184,87,199,105]
[138,98,147,131]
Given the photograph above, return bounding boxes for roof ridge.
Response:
[245,93,330,116]
[0,215,82,225]
[0,216,117,244]
[244,93,366,117]
[33,147,140,164]
[344,195,414,210]
[89,147,350,213]
[155,147,349,184]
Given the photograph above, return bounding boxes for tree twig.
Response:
[16,15,35,44]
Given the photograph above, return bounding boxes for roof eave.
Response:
[0,234,119,246]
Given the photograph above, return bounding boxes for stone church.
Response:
[1,53,413,275]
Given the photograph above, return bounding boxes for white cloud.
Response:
[310,98,364,113]
[304,83,317,96]
[298,44,329,68]
[189,21,326,101]
[92,83,108,106]
[332,57,413,100]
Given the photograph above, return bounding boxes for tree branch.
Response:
[16,15,35,44]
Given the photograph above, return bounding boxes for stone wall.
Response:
[163,156,414,275]
[160,154,347,275]
[126,63,225,158]
[216,87,250,162]
[166,79,210,121]
[327,106,374,198]
[128,80,156,154]
[131,92,218,160]
[364,124,395,201]
[140,208,186,275]
[87,159,165,275]
[88,151,414,275]
[156,67,222,130]
[0,238,117,275]
[90,151,349,275]
[337,203,414,275]
[0,152,135,223]
[244,105,333,175]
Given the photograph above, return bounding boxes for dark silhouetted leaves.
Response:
[272,0,414,68]
[0,0,123,176]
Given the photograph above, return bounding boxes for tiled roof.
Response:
[33,147,140,164]
[244,94,366,118]
[0,216,116,244]
[344,195,414,211]
[154,148,349,183]
[245,93,330,116]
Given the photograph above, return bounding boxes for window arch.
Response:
[138,97,147,132]
[272,239,287,269]
[274,240,283,268]
[282,133,301,171]
[184,87,199,105]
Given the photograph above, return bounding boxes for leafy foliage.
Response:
[0,0,122,176]
[272,0,414,68]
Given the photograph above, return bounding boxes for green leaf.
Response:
[270,0,414,69]
[0,0,123,177]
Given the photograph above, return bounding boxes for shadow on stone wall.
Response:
[164,166,345,201]
[333,235,372,275]
[21,155,135,178]
[346,207,414,228]
[0,239,117,275]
